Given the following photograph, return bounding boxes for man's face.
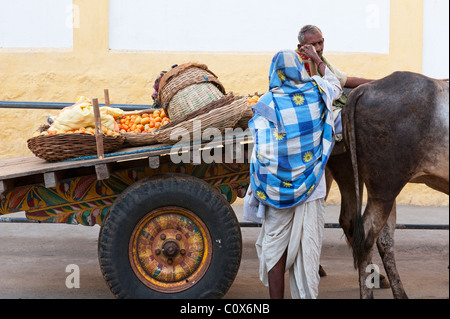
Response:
[303,32,325,58]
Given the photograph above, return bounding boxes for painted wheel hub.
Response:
[129,207,212,293]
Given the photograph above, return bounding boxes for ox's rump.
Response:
[342,71,449,199]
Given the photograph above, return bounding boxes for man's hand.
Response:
[299,44,326,75]
[300,44,321,64]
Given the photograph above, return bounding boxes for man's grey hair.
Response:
[298,25,322,45]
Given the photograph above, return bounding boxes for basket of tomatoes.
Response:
[117,108,171,146]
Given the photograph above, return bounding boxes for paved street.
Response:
[0,205,448,299]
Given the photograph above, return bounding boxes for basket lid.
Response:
[156,63,225,108]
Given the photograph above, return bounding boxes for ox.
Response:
[325,71,449,299]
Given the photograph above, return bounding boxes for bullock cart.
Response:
[0,88,447,299]
[0,100,253,298]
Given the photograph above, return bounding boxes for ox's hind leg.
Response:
[376,202,408,299]
[356,198,396,299]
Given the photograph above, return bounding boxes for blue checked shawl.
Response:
[248,50,336,209]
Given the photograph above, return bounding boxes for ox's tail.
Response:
[342,87,366,269]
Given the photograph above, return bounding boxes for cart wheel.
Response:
[98,173,242,299]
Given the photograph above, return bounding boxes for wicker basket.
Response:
[160,93,236,131]
[27,133,125,162]
[156,96,249,145]
[122,108,159,116]
[119,108,161,146]
[122,132,159,146]
[157,63,226,121]
[235,101,254,129]
[167,83,224,120]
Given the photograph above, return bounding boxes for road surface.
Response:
[0,205,448,299]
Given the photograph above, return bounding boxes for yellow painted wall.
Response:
[1,0,424,103]
[0,0,446,206]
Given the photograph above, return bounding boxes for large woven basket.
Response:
[167,83,224,120]
[27,133,125,161]
[235,101,254,129]
[122,132,159,146]
[157,63,226,121]
[159,93,236,130]
[156,96,249,145]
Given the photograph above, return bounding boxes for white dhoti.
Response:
[255,198,326,299]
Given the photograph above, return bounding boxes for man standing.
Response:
[296,25,373,127]
[246,49,342,298]
[297,25,373,88]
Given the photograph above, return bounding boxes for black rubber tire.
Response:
[98,173,242,299]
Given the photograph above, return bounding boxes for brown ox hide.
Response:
[326,72,449,299]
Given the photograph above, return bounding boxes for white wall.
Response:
[109,0,390,54]
[3,0,447,80]
[422,0,449,79]
[0,0,73,48]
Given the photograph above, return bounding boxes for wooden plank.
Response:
[95,163,111,180]
[0,136,252,181]
[0,146,164,180]
[92,98,104,159]
[104,89,110,106]
[44,171,62,188]
[0,142,173,179]
[148,156,160,169]
[0,179,13,195]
